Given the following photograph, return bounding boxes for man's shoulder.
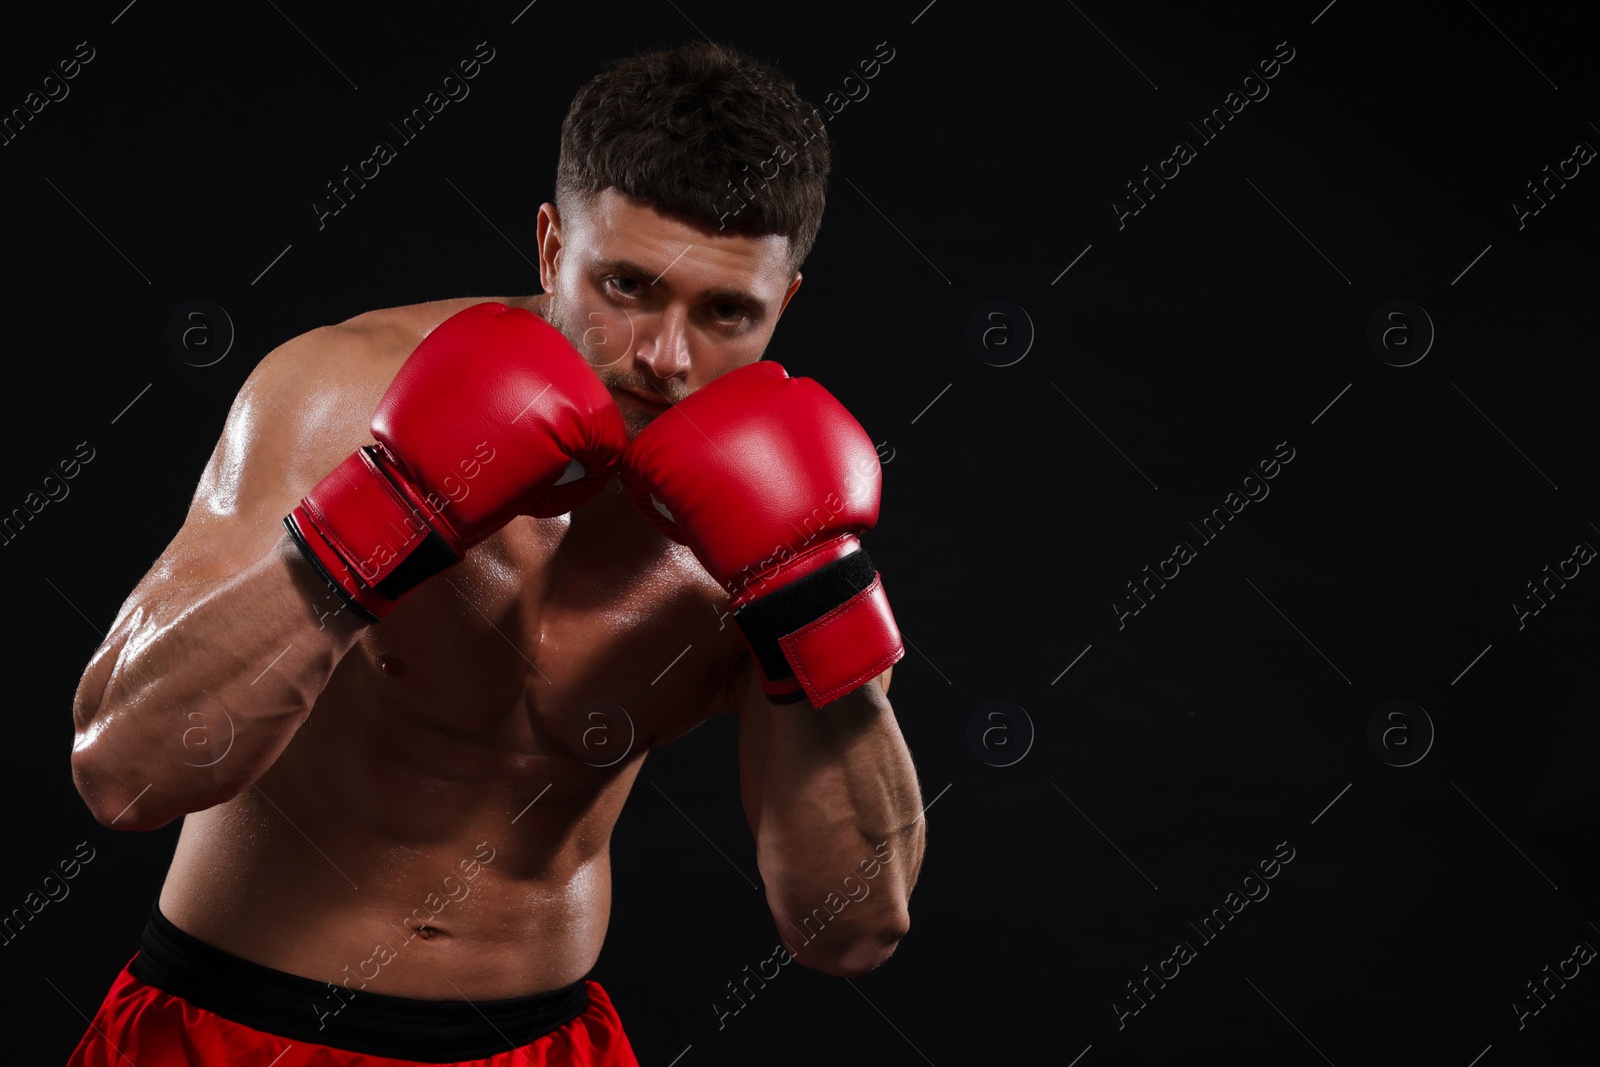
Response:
[254,294,544,396]
[337,294,544,349]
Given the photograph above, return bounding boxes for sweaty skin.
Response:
[177,293,755,999]
[71,191,922,1003]
[243,292,761,991]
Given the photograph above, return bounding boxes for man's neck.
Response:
[505,292,548,317]
[567,472,652,538]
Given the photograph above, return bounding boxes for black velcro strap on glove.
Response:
[733,547,878,686]
[371,527,459,600]
[357,445,462,601]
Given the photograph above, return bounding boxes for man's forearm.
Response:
[754,678,925,975]
[71,532,368,830]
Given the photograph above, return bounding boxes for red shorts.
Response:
[66,904,639,1066]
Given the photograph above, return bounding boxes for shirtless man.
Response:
[66,41,924,1066]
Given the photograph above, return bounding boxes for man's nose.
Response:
[635,308,692,383]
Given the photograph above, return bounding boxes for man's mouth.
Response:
[613,384,671,411]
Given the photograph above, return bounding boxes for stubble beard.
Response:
[544,293,651,440]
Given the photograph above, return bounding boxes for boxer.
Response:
[65,40,923,1066]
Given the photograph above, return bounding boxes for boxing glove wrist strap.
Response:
[282,512,382,625]
[732,547,905,707]
[284,446,460,621]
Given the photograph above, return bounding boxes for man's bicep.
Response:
[73,333,341,737]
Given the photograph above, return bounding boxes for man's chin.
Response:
[621,412,652,439]
[608,384,673,433]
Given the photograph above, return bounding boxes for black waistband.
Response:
[130,900,590,1062]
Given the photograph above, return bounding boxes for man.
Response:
[65,40,924,1066]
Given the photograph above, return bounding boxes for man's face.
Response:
[536,186,804,437]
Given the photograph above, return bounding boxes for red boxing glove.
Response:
[285,302,626,621]
[621,361,903,706]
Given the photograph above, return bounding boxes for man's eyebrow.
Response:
[592,257,770,318]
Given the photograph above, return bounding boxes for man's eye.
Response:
[607,276,641,296]
[711,302,743,322]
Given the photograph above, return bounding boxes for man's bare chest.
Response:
[334,507,745,763]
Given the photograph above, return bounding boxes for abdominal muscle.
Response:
[156,620,653,1002]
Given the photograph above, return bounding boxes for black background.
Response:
[4,1,1598,1063]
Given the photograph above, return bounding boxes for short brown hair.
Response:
[556,41,830,273]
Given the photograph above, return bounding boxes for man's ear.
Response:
[535,202,562,293]
[776,271,803,319]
